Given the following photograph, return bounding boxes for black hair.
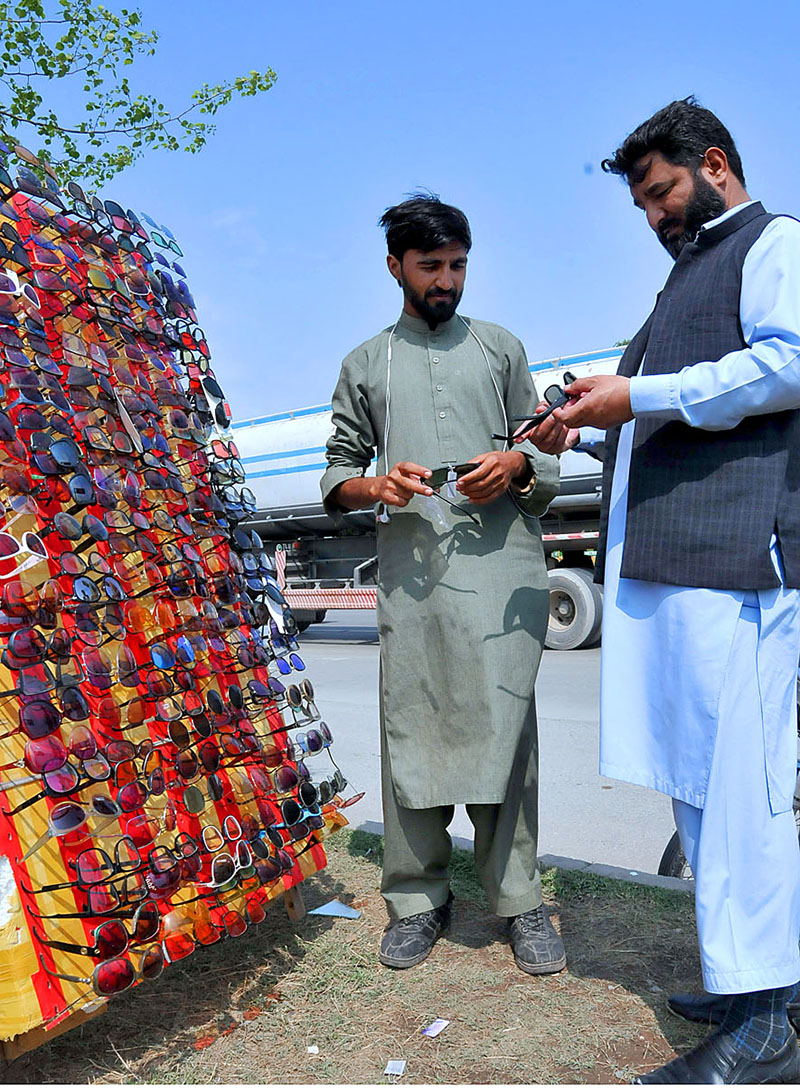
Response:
[601,96,746,187]
[379,193,472,260]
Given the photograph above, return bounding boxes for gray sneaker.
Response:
[509,904,567,975]
[379,892,453,969]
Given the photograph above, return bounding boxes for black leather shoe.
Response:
[509,904,567,975]
[379,892,453,969]
[633,1028,800,1084]
[668,992,800,1032]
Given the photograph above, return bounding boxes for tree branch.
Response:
[0,85,238,138]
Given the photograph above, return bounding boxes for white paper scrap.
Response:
[422,1018,450,1038]
[307,1045,319,1055]
[384,1060,406,1076]
[308,899,362,919]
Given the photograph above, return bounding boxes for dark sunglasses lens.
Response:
[139,944,165,979]
[281,799,302,826]
[273,766,298,792]
[213,857,236,884]
[118,781,148,811]
[182,785,205,814]
[96,920,129,959]
[255,858,282,883]
[176,750,198,780]
[61,686,91,721]
[133,901,161,941]
[95,957,135,996]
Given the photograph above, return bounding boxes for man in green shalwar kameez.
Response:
[320,196,565,974]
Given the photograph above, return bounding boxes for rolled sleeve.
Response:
[320,347,377,516]
[511,443,561,515]
[320,464,368,514]
[501,332,560,515]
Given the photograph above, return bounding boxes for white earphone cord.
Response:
[384,317,507,469]
[380,317,509,521]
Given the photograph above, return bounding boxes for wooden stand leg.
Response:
[283,885,306,922]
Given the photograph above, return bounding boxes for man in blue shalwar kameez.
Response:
[525,98,800,1084]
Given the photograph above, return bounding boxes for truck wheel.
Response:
[659,771,800,881]
[545,567,602,651]
[658,831,692,880]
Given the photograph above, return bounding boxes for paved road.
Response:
[298,610,675,876]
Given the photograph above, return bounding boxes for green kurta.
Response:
[320,311,559,809]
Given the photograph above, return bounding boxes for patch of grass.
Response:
[347,827,383,866]
[348,826,490,908]
[4,828,703,1086]
[548,866,690,909]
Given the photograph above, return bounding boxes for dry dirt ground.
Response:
[2,829,708,1085]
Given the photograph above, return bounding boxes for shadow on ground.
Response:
[347,828,707,1082]
[2,830,706,1084]
[1,867,350,1085]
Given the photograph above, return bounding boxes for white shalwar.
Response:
[600,205,800,993]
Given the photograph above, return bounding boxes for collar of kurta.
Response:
[396,310,461,337]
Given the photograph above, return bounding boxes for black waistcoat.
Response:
[595,202,800,590]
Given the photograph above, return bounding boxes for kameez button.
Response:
[436,384,443,392]
[439,411,446,419]
[432,357,440,363]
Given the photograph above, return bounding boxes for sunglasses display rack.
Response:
[0,136,355,1051]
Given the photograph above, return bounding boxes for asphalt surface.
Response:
[298,609,675,876]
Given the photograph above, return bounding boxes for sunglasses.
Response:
[1,750,112,817]
[37,946,163,998]
[21,837,143,899]
[293,723,333,757]
[0,625,73,671]
[32,918,132,960]
[317,768,350,805]
[493,371,579,442]
[19,793,123,863]
[0,267,40,308]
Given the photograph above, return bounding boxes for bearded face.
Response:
[656,170,728,258]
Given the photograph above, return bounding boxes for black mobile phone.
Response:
[427,463,479,490]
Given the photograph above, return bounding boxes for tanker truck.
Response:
[236,346,623,650]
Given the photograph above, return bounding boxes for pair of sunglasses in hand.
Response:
[425,463,479,525]
[493,370,578,443]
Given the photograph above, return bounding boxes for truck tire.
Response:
[658,769,800,880]
[657,831,693,880]
[295,610,327,633]
[545,567,602,651]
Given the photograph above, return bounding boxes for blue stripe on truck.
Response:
[233,405,332,429]
[240,446,327,465]
[246,461,330,479]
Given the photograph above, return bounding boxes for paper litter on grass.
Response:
[308,899,362,918]
[422,1018,450,1038]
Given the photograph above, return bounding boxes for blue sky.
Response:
[77,0,800,419]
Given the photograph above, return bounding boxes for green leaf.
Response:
[0,0,275,184]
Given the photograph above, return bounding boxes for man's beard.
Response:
[403,281,462,327]
[658,174,728,259]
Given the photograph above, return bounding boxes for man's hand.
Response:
[553,375,633,430]
[377,461,434,506]
[334,462,433,512]
[457,451,528,505]
[513,403,580,455]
